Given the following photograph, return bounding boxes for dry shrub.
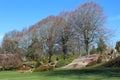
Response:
[102,56,120,67]
[33,61,57,72]
[18,68,33,73]
[0,54,22,70]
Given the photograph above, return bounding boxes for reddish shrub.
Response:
[0,54,22,70]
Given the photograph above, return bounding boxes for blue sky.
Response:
[0,0,120,47]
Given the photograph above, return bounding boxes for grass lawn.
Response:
[0,68,120,80]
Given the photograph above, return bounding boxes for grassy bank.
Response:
[0,68,120,80]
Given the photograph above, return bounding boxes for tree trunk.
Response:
[85,39,89,55]
[48,55,52,63]
[63,45,67,60]
[48,50,52,63]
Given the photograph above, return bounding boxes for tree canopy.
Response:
[1,1,108,62]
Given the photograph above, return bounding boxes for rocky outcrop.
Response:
[62,54,99,69]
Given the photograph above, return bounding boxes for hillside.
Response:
[62,54,99,69]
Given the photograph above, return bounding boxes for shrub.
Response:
[41,58,48,64]
[56,59,67,68]
[0,54,22,70]
[33,62,56,72]
[33,61,41,68]
[0,66,4,71]
[102,56,120,67]
[51,55,58,61]
[56,54,78,68]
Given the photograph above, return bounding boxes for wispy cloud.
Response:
[108,15,120,21]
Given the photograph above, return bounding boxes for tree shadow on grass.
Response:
[45,68,120,78]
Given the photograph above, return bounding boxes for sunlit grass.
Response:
[0,67,120,80]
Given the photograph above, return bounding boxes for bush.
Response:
[102,56,120,67]
[41,58,48,64]
[33,62,56,72]
[33,67,45,72]
[33,61,41,68]
[0,66,4,71]
[51,55,58,61]
[4,65,19,70]
[0,54,22,70]
[56,59,67,68]
[56,54,78,68]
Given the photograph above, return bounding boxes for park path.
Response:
[62,54,99,69]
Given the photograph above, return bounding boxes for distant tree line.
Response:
[0,1,108,62]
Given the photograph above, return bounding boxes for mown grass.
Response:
[0,67,120,80]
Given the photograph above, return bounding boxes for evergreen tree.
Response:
[97,38,107,54]
[115,41,120,53]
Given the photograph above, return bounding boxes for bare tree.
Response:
[38,16,61,62]
[57,12,75,60]
[72,1,106,55]
[2,32,19,54]
[1,1,108,63]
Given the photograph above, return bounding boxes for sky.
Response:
[0,0,120,47]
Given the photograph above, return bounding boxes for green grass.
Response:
[0,68,120,80]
